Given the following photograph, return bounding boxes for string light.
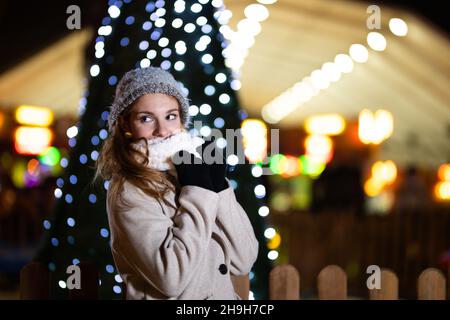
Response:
[219,1,276,72]
[349,44,369,63]
[389,18,408,36]
[261,18,409,123]
[267,250,278,260]
[367,32,387,51]
[258,206,270,217]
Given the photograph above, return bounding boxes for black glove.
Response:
[171,150,215,192]
[198,139,228,193]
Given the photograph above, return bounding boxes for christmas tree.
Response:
[35,0,272,299]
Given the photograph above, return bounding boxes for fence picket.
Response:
[369,269,398,300]
[417,268,446,300]
[269,264,300,300]
[317,265,347,300]
[19,262,449,300]
[231,274,250,300]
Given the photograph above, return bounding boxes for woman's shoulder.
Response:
[107,179,161,211]
[121,180,149,196]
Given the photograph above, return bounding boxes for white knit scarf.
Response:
[132,128,205,174]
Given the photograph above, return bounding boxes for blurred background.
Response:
[0,0,448,299]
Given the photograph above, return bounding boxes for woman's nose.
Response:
[153,124,170,138]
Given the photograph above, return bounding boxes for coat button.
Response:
[219,264,228,275]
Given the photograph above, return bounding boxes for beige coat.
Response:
[106,177,259,300]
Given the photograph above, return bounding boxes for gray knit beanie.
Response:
[107,67,191,131]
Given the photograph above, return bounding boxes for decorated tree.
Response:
[35,0,271,299]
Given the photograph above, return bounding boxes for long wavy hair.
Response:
[95,106,178,207]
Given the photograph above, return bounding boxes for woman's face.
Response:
[126,93,183,140]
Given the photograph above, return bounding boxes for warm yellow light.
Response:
[434,181,450,201]
[373,109,393,143]
[241,119,267,163]
[364,177,383,197]
[15,105,54,127]
[14,127,53,155]
[371,161,383,177]
[383,160,397,184]
[371,160,397,185]
[0,112,4,131]
[305,134,333,164]
[358,109,393,144]
[358,109,374,144]
[241,119,267,135]
[267,232,281,250]
[437,164,450,181]
[305,114,346,136]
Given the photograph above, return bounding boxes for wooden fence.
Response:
[19,262,448,300]
[268,264,447,300]
[269,209,450,299]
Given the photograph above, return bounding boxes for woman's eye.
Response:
[167,113,178,120]
[140,116,153,123]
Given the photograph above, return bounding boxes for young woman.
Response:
[96,67,259,300]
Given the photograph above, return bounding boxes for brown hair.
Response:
[95,106,177,207]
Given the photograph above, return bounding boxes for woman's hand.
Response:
[198,139,228,193]
[171,150,215,192]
